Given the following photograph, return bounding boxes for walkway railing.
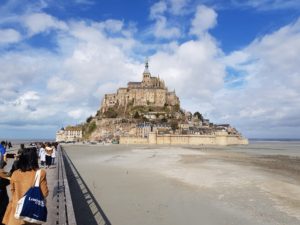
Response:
[45,146,76,225]
[56,147,77,225]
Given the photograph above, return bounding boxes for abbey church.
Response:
[100,61,180,113]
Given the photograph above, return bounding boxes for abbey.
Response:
[100,61,180,113]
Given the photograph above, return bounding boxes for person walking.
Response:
[45,144,53,169]
[0,161,9,225]
[2,147,48,225]
[51,144,56,165]
[39,144,46,168]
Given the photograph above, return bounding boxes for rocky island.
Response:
[57,60,248,145]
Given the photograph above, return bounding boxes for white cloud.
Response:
[150,1,168,19]
[152,16,181,39]
[149,1,181,39]
[231,0,300,11]
[189,5,217,37]
[210,18,300,138]
[0,28,22,44]
[68,109,89,119]
[0,49,60,101]
[167,0,190,15]
[147,34,225,113]
[23,12,68,36]
[98,19,124,33]
[0,7,225,137]
[74,0,95,5]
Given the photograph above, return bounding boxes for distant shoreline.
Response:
[250,138,300,142]
[0,138,55,145]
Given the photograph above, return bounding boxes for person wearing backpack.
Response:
[2,148,49,225]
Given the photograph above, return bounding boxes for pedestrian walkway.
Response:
[4,145,110,225]
[45,148,76,225]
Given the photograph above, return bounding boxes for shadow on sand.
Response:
[62,149,111,225]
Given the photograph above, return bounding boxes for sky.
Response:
[0,0,300,139]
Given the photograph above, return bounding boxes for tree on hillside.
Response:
[173,104,180,111]
[193,111,204,122]
[86,116,93,123]
[171,120,178,132]
[104,108,118,118]
[133,111,140,119]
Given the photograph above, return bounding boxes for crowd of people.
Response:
[0,141,59,225]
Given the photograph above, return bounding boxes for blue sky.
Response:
[0,0,300,139]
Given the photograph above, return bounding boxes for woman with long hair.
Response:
[2,147,48,225]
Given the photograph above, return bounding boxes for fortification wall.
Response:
[119,136,148,144]
[120,132,248,146]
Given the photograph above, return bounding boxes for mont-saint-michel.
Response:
[56,61,248,145]
[2,1,300,224]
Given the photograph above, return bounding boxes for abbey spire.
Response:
[143,58,151,78]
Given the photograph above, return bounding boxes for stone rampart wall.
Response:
[119,136,148,144]
[120,132,248,146]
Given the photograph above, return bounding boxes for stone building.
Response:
[100,60,180,113]
[56,126,83,142]
[136,122,171,137]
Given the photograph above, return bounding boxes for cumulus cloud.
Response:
[23,12,68,36]
[149,1,181,39]
[211,18,300,138]
[0,14,144,135]
[0,29,22,44]
[231,0,300,11]
[150,1,168,19]
[167,0,190,15]
[149,35,225,112]
[152,17,181,39]
[189,5,217,37]
[0,5,229,137]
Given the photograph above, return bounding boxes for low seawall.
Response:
[120,132,248,146]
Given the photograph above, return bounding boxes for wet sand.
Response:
[64,143,300,225]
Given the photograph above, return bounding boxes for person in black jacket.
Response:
[0,160,9,225]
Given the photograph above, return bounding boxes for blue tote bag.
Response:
[14,170,47,224]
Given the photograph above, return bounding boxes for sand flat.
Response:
[64,143,300,225]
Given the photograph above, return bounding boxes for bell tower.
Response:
[143,58,151,79]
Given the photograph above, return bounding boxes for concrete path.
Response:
[5,147,76,225]
[45,147,76,225]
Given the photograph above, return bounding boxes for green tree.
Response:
[133,111,140,119]
[173,104,180,111]
[86,116,93,123]
[104,108,118,118]
[170,120,178,131]
[88,121,96,133]
[193,111,204,122]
